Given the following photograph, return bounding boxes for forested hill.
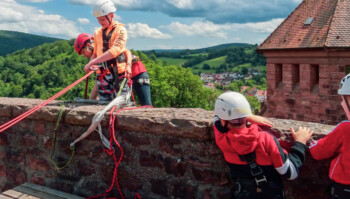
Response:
[0,30,61,56]
[0,31,265,111]
[0,39,225,110]
[142,43,266,76]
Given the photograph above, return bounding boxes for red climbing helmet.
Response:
[74,33,93,55]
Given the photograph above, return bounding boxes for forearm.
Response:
[89,51,114,66]
[246,115,273,127]
[288,141,307,171]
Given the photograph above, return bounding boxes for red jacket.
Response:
[309,121,350,185]
[214,117,307,180]
[131,61,147,78]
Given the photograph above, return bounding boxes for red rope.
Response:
[0,71,95,134]
[88,74,152,199]
[99,70,117,94]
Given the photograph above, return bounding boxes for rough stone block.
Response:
[150,179,169,197]
[28,157,51,172]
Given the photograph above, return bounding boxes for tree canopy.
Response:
[0,41,220,110]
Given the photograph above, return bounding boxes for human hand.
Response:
[246,115,273,127]
[290,126,314,145]
[125,63,132,77]
[84,63,92,73]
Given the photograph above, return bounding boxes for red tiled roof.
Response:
[258,0,350,50]
[256,90,266,96]
[240,86,250,92]
[247,87,257,95]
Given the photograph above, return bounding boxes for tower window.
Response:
[292,64,300,90]
[311,64,319,93]
[276,64,283,89]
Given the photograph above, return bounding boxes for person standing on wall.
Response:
[82,0,129,102]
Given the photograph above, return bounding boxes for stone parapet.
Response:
[0,97,336,199]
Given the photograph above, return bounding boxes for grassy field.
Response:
[191,56,227,74]
[190,53,209,57]
[156,54,266,76]
[157,57,187,66]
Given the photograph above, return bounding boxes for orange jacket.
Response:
[93,21,127,74]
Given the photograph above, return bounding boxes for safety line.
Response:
[0,71,95,134]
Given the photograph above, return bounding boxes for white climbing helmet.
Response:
[214,91,252,120]
[338,74,350,95]
[93,0,117,17]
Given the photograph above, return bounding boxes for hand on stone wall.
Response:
[290,126,314,145]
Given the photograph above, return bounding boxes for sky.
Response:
[0,0,303,50]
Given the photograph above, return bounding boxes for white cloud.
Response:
[17,0,49,2]
[66,0,300,24]
[166,0,194,9]
[127,23,172,39]
[168,21,229,39]
[239,18,284,33]
[0,0,80,39]
[67,0,95,5]
[0,6,23,22]
[77,18,90,24]
[118,0,300,24]
[167,18,283,39]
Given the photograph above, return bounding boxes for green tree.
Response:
[11,84,23,97]
[241,67,249,75]
[203,64,211,70]
[228,82,240,92]
[246,95,261,113]
[147,62,218,109]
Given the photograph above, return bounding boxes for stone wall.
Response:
[261,49,350,125]
[0,97,337,199]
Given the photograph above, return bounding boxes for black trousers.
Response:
[233,178,284,199]
[331,181,350,199]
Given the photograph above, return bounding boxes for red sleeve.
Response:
[309,122,346,160]
[214,120,235,152]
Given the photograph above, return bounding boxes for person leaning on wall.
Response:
[309,74,350,199]
[213,91,313,199]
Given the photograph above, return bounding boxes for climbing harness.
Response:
[83,74,152,199]
[50,105,75,170]
[70,77,131,150]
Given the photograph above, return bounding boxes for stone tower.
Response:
[257,0,350,125]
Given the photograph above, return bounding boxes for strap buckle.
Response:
[132,57,140,63]
[234,182,241,193]
[249,163,264,176]
[90,65,99,71]
[255,175,267,186]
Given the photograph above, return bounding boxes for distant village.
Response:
[200,72,267,103]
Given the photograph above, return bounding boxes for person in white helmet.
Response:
[83,0,130,102]
[213,91,313,199]
[309,74,350,199]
